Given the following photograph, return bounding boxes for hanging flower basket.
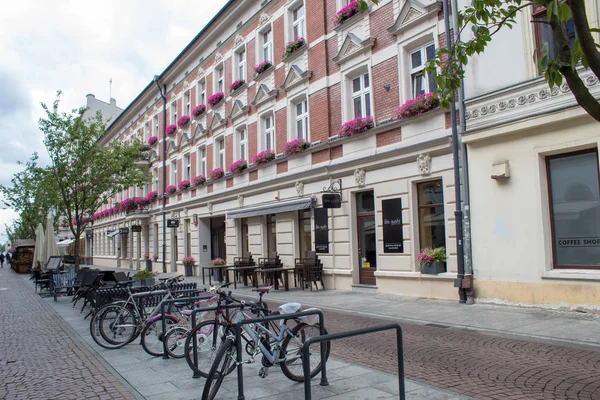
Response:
[208,92,225,107]
[339,116,374,137]
[397,92,440,120]
[177,115,191,129]
[284,37,306,58]
[252,149,276,166]
[165,185,177,195]
[230,79,246,93]
[211,168,225,180]
[192,104,206,117]
[283,138,309,156]
[192,174,206,186]
[229,159,248,175]
[178,179,191,191]
[334,0,359,26]
[146,190,159,202]
[166,124,177,136]
[253,60,273,76]
[147,136,158,146]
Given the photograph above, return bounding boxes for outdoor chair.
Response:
[257,253,283,287]
[32,269,52,293]
[232,253,255,285]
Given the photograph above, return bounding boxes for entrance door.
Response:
[356,191,377,285]
[211,218,226,260]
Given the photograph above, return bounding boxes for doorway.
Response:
[356,191,376,285]
[211,217,226,260]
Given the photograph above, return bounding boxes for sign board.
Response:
[322,193,342,209]
[86,233,93,239]
[131,225,142,233]
[314,208,329,253]
[382,198,404,253]
[167,219,180,228]
[119,227,129,234]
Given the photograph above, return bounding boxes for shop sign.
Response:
[131,225,142,233]
[86,233,93,239]
[322,193,342,208]
[382,198,403,253]
[118,227,129,234]
[167,219,180,228]
[314,208,329,253]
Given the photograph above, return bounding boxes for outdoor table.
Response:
[226,266,257,289]
[252,267,295,291]
[201,265,231,285]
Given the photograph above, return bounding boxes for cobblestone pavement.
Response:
[259,299,600,400]
[0,267,137,400]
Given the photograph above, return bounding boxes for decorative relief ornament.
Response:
[417,153,432,176]
[215,52,223,63]
[354,169,365,187]
[259,12,270,25]
[237,195,244,208]
[295,181,304,196]
[235,35,244,46]
[207,203,213,214]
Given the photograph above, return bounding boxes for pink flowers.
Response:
[252,149,275,166]
[134,197,150,208]
[397,92,439,120]
[177,115,191,129]
[284,37,306,57]
[166,124,177,136]
[178,180,191,191]
[339,116,374,137]
[417,247,447,269]
[230,79,246,93]
[283,138,309,156]
[211,257,226,266]
[183,256,196,267]
[211,167,225,180]
[147,136,158,146]
[146,191,159,201]
[229,159,248,175]
[120,198,136,212]
[192,175,206,186]
[208,92,224,107]
[334,1,359,25]
[192,104,206,117]
[165,185,177,195]
[253,60,272,75]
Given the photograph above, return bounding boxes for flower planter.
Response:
[145,259,152,272]
[288,150,311,172]
[259,162,277,179]
[420,261,446,275]
[184,264,195,277]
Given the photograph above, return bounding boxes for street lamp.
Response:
[153,75,168,274]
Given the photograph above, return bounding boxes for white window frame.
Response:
[153,168,159,191]
[291,2,305,39]
[183,153,191,180]
[409,43,436,98]
[170,160,178,185]
[170,102,178,124]
[197,79,206,105]
[145,121,151,141]
[184,91,191,116]
[351,72,372,118]
[237,126,248,160]
[153,115,159,136]
[261,26,273,62]
[235,46,246,81]
[261,113,275,151]
[198,146,207,176]
[215,64,224,93]
[216,137,226,169]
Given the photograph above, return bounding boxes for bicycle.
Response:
[201,288,331,400]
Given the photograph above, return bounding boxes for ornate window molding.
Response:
[251,84,279,108]
[280,65,312,92]
[387,0,441,36]
[332,33,376,65]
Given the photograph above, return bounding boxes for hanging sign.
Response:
[119,227,129,234]
[167,219,180,228]
[131,225,142,233]
[314,208,329,253]
[322,193,342,208]
[382,198,403,253]
[86,233,93,239]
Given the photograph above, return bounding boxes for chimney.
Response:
[86,93,95,107]
[110,98,117,108]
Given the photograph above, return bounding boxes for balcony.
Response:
[135,151,152,173]
[125,208,151,219]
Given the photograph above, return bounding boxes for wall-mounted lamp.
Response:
[192,214,198,226]
[383,84,391,92]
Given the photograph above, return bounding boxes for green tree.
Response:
[356,0,600,122]
[39,92,149,269]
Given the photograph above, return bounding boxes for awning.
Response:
[57,239,75,246]
[227,197,315,219]
[106,230,120,238]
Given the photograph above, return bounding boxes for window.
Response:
[417,180,446,250]
[294,99,309,140]
[352,73,371,118]
[217,137,225,169]
[547,149,600,269]
[262,28,273,62]
[170,102,177,124]
[533,6,575,64]
[215,65,224,93]
[267,214,277,256]
[292,3,305,39]
[236,48,246,80]
[183,153,191,180]
[198,80,206,105]
[410,44,437,98]
[145,122,151,141]
[184,91,191,116]
[170,160,178,185]
[153,169,159,191]
[241,218,249,256]
[198,146,207,176]
[153,115,159,136]
[238,128,247,160]
[298,210,312,258]
[262,114,275,150]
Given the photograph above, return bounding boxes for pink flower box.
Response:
[334,0,359,25]
[165,185,177,195]
[211,168,225,180]
[229,159,248,175]
[177,115,191,129]
[147,136,158,146]
[253,60,273,76]
[397,92,439,119]
[192,175,206,186]
[208,92,224,107]
[177,179,191,191]
[339,116,374,137]
[166,124,177,136]
[283,138,309,156]
[192,104,206,117]
[230,79,246,93]
[252,149,275,166]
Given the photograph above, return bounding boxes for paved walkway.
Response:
[0,266,136,400]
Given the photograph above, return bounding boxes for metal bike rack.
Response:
[301,323,406,400]
[233,310,328,400]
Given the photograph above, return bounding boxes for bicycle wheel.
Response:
[280,323,330,382]
[164,326,189,359]
[184,320,229,377]
[140,316,179,357]
[201,338,235,400]
[90,304,137,349]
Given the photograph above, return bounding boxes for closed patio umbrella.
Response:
[45,216,60,262]
[32,223,45,270]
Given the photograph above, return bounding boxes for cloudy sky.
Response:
[0,0,229,243]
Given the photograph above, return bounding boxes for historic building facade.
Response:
[89,0,464,299]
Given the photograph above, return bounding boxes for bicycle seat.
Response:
[253,286,271,294]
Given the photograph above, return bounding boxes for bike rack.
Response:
[301,323,406,400]
[233,309,328,400]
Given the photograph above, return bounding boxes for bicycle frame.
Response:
[234,310,293,366]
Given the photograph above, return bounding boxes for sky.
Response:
[0,0,230,243]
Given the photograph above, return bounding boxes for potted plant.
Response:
[153,253,159,262]
[192,174,206,186]
[183,256,196,277]
[178,179,191,191]
[211,257,226,266]
[418,247,447,275]
[166,124,177,136]
[134,269,158,286]
[193,104,206,117]
[283,138,309,156]
[165,185,177,195]
[334,0,359,26]
[253,60,273,76]
[177,115,191,129]
[146,190,159,202]
[339,116,374,137]
[147,136,158,146]
[397,92,440,120]
[229,159,248,175]
[144,252,152,271]
[230,79,246,93]
[211,167,225,180]
[284,37,306,58]
[252,149,275,166]
[208,92,225,107]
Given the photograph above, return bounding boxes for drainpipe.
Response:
[153,75,168,274]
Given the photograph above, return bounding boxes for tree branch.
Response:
[567,0,600,78]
